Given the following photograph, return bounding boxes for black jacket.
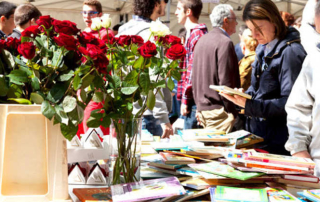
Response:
[244,27,307,154]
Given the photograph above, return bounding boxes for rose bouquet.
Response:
[0,15,186,184]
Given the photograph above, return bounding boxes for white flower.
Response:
[101,14,112,29]
[150,20,171,37]
[91,17,102,31]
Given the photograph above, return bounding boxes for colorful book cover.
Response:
[245,153,315,168]
[110,177,186,202]
[188,161,264,181]
[160,152,196,164]
[215,186,268,202]
[73,188,112,202]
[209,187,216,202]
[307,189,320,199]
[148,160,185,170]
[297,191,320,202]
[266,187,301,202]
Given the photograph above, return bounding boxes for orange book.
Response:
[245,162,312,173]
[73,188,112,202]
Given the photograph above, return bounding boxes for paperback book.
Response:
[160,152,196,165]
[266,187,301,202]
[110,177,186,202]
[209,85,252,99]
[188,161,264,181]
[214,186,268,202]
[282,174,319,183]
[73,188,112,202]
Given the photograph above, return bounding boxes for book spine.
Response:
[283,175,319,183]
[246,157,315,169]
[246,163,310,173]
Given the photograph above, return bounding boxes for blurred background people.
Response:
[234,24,248,62]
[280,11,295,27]
[0,1,16,39]
[193,4,239,133]
[238,28,258,91]
[10,3,42,39]
[221,0,306,155]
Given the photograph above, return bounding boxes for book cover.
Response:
[245,153,316,169]
[73,188,112,202]
[160,152,196,165]
[188,161,264,181]
[276,178,320,189]
[209,85,252,99]
[266,187,301,202]
[214,186,268,202]
[245,161,312,173]
[140,166,173,179]
[282,175,319,183]
[306,189,320,199]
[110,177,186,202]
[148,160,185,170]
[209,187,216,202]
[297,191,320,202]
[181,129,226,136]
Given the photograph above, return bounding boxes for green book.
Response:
[188,161,264,181]
[215,186,269,202]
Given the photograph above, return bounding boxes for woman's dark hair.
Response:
[243,0,287,40]
[134,0,162,19]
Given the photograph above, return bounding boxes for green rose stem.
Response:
[43,48,65,89]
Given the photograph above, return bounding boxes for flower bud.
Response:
[101,14,112,29]
[150,20,171,37]
[91,17,102,31]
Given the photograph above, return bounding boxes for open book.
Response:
[210,85,252,99]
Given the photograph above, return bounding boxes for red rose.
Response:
[85,44,105,60]
[138,41,157,58]
[18,42,36,59]
[97,39,108,53]
[165,44,186,60]
[94,54,109,74]
[131,35,144,45]
[36,15,53,30]
[101,33,115,45]
[53,20,80,35]
[0,39,6,50]
[78,31,98,45]
[5,37,20,50]
[54,33,78,51]
[154,36,165,44]
[21,25,40,38]
[117,35,131,46]
[164,35,181,46]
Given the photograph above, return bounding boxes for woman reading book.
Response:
[220,0,306,155]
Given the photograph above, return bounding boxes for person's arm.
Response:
[244,44,306,118]
[285,55,313,156]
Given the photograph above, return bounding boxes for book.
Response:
[275,178,320,189]
[160,152,196,165]
[305,189,320,200]
[188,161,264,181]
[209,187,216,202]
[235,134,264,149]
[176,166,201,177]
[147,165,180,175]
[163,150,214,162]
[245,160,312,173]
[265,187,301,202]
[73,188,112,202]
[183,135,230,142]
[148,160,185,170]
[245,152,316,169]
[140,166,173,179]
[209,85,252,99]
[214,186,268,202]
[110,177,186,202]
[297,191,320,202]
[180,129,226,136]
[282,174,319,183]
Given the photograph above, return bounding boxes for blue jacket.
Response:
[244,27,307,154]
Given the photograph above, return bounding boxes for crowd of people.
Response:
[1,0,320,176]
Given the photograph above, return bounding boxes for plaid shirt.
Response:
[177,24,208,105]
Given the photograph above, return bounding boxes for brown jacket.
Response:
[239,51,256,91]
[192,28,240,117]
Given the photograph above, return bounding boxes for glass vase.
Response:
[108,118,142,185]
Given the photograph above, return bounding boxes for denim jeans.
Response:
[183,104,200,129]
[142,115,163,136]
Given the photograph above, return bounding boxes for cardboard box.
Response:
[0,105,70,202]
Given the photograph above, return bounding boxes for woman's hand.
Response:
[292,150,312,159]
[220,88,247,108]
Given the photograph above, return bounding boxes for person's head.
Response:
[0,1,16,36]
[241,28,258,54]
[210,4,238,36]
[315,1,320,33]
[178,27,186,44]
[243,0,286,45]
[82,0,103,29]
[279,11,295,27]
[112,23,122,35]
[14,4,42,30]
[175,0,203,25]
[133,0,168,21]
[293,16,302,29]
